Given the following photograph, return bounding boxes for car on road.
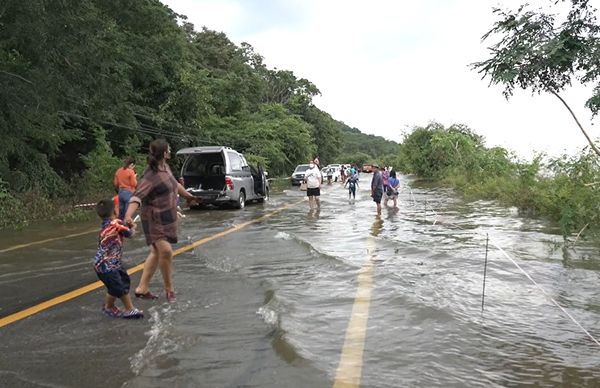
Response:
[291,164,311,185]
[322,165,341,182]
[362,164,375,173]
[177,146,268,209]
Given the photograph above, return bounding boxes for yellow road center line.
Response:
[0,228,98,253]
[333,235,377,388]
[0,199,305,329]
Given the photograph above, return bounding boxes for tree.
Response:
[235,104,315,175]
[472,0,600,156]
[398,122,490,178]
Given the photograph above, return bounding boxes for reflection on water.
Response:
[1,174,600,387]
[306,207,321,221]
[268,176,600,386]
[370,215,383,237]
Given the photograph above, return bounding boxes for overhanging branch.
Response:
[549,89,600,157]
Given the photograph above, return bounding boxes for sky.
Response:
[161,0,599,160]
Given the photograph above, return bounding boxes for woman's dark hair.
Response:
[148,139,169,172]
[122,156,135,168]
[390,170,396,178]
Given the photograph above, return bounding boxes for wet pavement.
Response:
[1,174,600,387]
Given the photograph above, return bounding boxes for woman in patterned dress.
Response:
[124,139,198,302]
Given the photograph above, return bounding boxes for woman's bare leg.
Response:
[135,245,159,294]
[154,239,174,292]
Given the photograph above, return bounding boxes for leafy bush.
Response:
[0,179,28,228]
[398,123,600,238]
[79,129,121,194]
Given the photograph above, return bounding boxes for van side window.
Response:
[228,152,242,171]
[240,155,250,171]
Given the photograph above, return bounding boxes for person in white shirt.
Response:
[304,161,322,209]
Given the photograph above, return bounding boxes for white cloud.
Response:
[161,0,600,159]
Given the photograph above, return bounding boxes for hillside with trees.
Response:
[3,0,598,241]
[0,0,397,227]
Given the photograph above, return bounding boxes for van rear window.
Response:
[184,153,224,175]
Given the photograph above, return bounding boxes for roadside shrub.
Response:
[79,130,121,195]
[0,179,28,228]
[535,151,600,235]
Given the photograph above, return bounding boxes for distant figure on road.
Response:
[345,171,359,200]
[93,199,143,319]
[371,165,384,215]
[382,167,390,197]
[305,160,322,209]
[113,157,137,220]
[384,170,400,208]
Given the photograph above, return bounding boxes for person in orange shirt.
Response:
[112,195,120,216]
[114,157,137,220]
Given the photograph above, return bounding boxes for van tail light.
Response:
[225,176,234,190]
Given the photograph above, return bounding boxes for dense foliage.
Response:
[3,0,599,242]
[0,0,395,227]
[399,122,600,239]
[336,122,401,167]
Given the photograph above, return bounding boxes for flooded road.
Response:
[1,174,600,387]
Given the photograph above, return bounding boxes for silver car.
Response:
[177,146,269,209]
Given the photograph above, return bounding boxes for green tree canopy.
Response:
[473,0,600,155]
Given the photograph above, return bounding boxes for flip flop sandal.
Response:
[166,290,176,302]
[134,291,158,300]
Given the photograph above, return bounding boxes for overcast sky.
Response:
[161,0,599,160]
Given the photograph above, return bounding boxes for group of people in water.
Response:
[94,145,402,320]
[303,159,401,215]
[94,139,198,319]
[370,165,401,215]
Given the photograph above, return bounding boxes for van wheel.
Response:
[236,191,246,209]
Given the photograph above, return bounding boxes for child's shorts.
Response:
[96,268,131,298]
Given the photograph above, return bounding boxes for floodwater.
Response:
[1,174,600,387]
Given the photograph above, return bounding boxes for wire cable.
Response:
[421,199,600,348]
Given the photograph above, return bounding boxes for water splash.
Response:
[257,304,279,326]
[274,231,292,240]
[129,305,183,375]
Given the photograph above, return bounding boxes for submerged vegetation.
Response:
[397,122,600,239]
[1,0,599,242]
